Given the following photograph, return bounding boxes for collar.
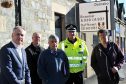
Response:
[31,43,40,48]
[11,41,23,49]
[31,42,40,47]
[48,47,57,53]
[67,37,77,44]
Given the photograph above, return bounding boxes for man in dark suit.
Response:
[0,26,31,84]
[25,32,44,84]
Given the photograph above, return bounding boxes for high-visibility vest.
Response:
[58,37,88,73]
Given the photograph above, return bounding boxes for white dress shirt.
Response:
[12,41,23,61]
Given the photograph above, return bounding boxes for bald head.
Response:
[32,32,41,46]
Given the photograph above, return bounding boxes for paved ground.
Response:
[119,63,126,84]
[85,75,97,84]
[85,63,126,84]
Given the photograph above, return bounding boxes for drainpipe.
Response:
[0,0,21,26]
[14,0,22,26]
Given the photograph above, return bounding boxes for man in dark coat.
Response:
[91,29,124,84]
[25,32,44,84]
[0,26,31,84]
[37,34,69,84]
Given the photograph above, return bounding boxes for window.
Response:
[55,13,65,41]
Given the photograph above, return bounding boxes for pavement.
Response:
[119,63,126,84]
[85,63,126,84]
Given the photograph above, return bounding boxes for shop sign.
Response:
[79,1,111,31]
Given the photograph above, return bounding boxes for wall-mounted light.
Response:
[1,0,13,8]
[0,0,22,26]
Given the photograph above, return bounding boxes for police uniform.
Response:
[58,24,89,84]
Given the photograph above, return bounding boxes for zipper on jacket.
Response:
[98,48,102,56]
[99,48,112,80]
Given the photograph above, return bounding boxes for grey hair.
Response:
[13,26,26,33]
[48,34,59,42]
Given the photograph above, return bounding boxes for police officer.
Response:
[58,24,89,84]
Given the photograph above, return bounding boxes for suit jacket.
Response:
[0,42,31,84]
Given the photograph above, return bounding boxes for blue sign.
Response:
[115,23,120,33]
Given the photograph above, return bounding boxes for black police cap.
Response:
[65,24,77,31]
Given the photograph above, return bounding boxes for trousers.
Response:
[66,71,84,84]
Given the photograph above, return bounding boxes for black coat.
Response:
[25,43,44,84]
[91,42,124,84]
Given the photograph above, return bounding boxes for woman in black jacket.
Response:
[91,29,124,84]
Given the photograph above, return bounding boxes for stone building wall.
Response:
[0,0,78,48]
[0,0,98,78]
[0,4,15,47]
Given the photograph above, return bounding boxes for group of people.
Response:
[0,24,124,84]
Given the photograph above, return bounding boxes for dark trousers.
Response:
[31,75,42,84]
[98,78,119,84]
[97,73,119,84]
[66,71,84,84]
[98,77,113,84]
